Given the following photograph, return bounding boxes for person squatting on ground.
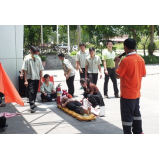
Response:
[85,47,102,85]
[58,53,76,97]
[115,38,146,134]
[61,96,91,115]
[80,78,105,108]
[40,74,56,102]
[102,40,119,98]
[76,42,89,89]
[21,46,44,113]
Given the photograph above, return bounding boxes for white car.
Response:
[72,45,78,51]
[58,44,68,49]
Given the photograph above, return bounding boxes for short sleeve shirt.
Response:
[21,54,44,80]
[102,49,115,68]
[40,81,55,94]
[76,50,89,68]
[85,55,102,73]
[116,53,146,99]
[86,83,99,94]
[62,58,75,77]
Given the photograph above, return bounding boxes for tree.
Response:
[24,25,56,48]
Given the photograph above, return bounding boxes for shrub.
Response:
[86,43,94,48]
[39,55,47,61]
[70,51,77,56]
[141,55,159,64]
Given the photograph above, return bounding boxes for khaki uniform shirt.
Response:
[22,54,44,80]
[40,81,55,94]
[62,58,75,77]
[85,55,102,73]
[76,50,89,68]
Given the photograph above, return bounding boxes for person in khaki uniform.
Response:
[85,47,102,85]
[58,53,75,96]
[76,43,89,86]
[40,74,56,102]
[22,46,44,113]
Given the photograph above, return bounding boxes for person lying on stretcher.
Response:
[61,96,100,116]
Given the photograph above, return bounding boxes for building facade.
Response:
[0,25,24,90]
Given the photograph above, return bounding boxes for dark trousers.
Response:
[28,79,39,108]
[66,101,82,114]
[66,76,75,96]
[41,93,57,102]
[25,87,29,98]
[104,68,118,96]
[84,91,105,107]
[120,97,142,134]
[0,92,4,104]
[79,68,86,78]
[87,73,98,85]
[0,116,6,128]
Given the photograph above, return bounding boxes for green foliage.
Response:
[114,43,124,50]
[39,55,47,61]
[141,55,159,64]
[155,40,159,50]
[44,51,58,55]
[24,25,56,48]
[70,51,77,56]
[86,43,94,48]
[148,43,156,55]
[96,49,101,53]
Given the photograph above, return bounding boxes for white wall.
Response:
[0,25,24,90]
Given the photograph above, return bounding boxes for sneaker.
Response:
[30,108,35,113]
[115,94,120,98]
[95,105,100,109]
[104,95,109,99]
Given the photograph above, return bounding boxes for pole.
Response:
[67,25,70,54]
[101,45,102,56]
[41,25,43,54]
[79,25,81,43]
[57,25,59,45]
[77,25,80,51]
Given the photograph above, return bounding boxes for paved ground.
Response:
[0,64,159,134]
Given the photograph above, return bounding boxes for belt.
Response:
[107,67,115,69]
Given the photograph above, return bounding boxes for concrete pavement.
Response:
[0,64,159,134]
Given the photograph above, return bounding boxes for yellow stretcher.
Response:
[57,104,96,121]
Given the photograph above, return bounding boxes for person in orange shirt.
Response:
[114,38,146,134]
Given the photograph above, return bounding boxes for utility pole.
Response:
[77,25,81,51]
[41,25,43,54]
[57,25,59,45]
[67,25,70,54]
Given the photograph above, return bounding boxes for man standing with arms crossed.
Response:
[102,40,119,98]
[115,38,146,134]
[22,46,44,113]
[76,42,89,89]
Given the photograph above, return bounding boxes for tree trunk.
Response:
[133,32,137,51]
[144,45,146,56]
[150,25,154,55]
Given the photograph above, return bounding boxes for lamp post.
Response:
[100,42,103,55]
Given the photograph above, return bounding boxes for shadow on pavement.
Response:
[47,102,123,134]
[0,101,37,134]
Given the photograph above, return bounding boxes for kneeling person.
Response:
[40,74,56,102]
